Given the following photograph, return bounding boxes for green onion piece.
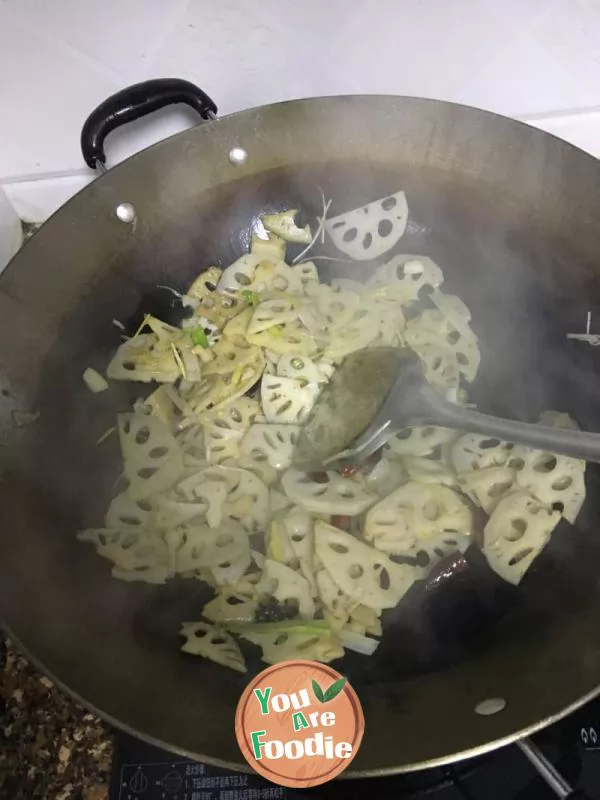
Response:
[241,289,260,306]
[226,620,331,636]
[268,325,284,338]
[190,327,210,348]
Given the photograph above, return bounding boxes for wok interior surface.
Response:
[2,97,600,775]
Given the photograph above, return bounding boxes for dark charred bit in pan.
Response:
[255,596,298,623]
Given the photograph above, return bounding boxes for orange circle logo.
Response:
[235,659,364,788]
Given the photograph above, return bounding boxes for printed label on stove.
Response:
[235,659,364,789]
[118,760,286,799]
[581,726,600,750]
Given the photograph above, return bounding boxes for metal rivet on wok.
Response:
[475,698,507,716]
[228,147,248,166]
[115,202,136,223]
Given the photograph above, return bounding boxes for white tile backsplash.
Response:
[5,0,189,81]
[521,111,600,160]
[2,0,600,221]
[3,175,93,224]
[0,6,120,180]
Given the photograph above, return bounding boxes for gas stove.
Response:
[110,696,600,800]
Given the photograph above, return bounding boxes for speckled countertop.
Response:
[0,636,113,799]
[0,224,113,799]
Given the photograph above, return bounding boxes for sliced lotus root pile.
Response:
[77,528,169,583]
[450,432,513,472]
[389,425,456,458]
[281,507,316,594]
[258,558,315,618]
[202,396,259,464]
[247,298,300,335]
[105,491,156,529]
[202,335,263,376]
[186,264,222,300]
[404,327,461,390]
[117,413,184,500]
[107,334,180,383]
[304,281,360,329]
[363,456,407,497]
[252,260,318,294]
[260,374,320,424]
[323,307,381,360]
[241,423,301,470]
[281,469,377,515]
[176,471,228,528]
[203,465,271,533]
[347,604,382,637]
[202,586,258,625]
[172,519,251,585]
[364,480,472,568]
[276,353,333,385]
[191,271,248,326]
[216,253,263,293]
[155,493,210,529]
[262,209,312,243]
[266,516,297,565]
[240,628,343,665]
[315,521,416,609]
[483,490,560,584]
[407,297,480,382]
[231,451,279,488]
[325,191,408,261]
[222,307,253,338]
[182,351,265,417]
[247,318,318,356]
[270,488,292,514]
[402,456,458,488]
[459,465,516,513]
[509,446,586,524]
[180,622,246,672]
[202,573,260,625]
[368,254,444,304]
[316,567,355,624]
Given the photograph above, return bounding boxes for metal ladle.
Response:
[293,346,600,471]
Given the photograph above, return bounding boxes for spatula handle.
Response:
[418,390,600,463]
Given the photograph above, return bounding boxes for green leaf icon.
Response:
[323,677,347,703]
[312,679,325,703]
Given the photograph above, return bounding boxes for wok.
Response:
[2,78,600,778]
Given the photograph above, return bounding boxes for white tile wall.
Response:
[2,0,600,221]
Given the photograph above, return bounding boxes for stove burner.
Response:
[110,698,600,799]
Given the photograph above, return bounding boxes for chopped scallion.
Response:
[241,289,260,306]
[190,327,210,348]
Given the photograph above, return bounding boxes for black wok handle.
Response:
[81,78,218,169]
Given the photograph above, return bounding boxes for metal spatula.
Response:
[293,347,600,471]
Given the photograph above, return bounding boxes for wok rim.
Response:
[5,620,600,779]
[4,91,600,779]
